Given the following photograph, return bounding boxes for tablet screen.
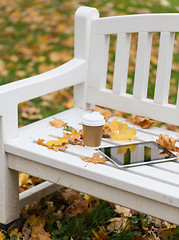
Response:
[98,141,177,167]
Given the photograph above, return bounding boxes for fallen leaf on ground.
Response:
[49,117,67,128]
[81,153,107,164]
[107,217,128,233]
[9,228,22,240]
[92,227,108,240]
[0,231,5,240]
[156,134,179,152]
[127,115,156,129]
[20,106,43,120]
[93,106,113,121]
[19,173,29,187]
[114,205,131,217]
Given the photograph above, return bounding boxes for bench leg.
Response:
[0,167,20,227]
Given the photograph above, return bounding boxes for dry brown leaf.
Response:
[81,153,107,164]
[127,115,156,129]
[49,117,67,128]
[107,217,128,233]
[92,227,108,240]
[93,106,113,121]
[114,205,131,217]
[156,134,178,152]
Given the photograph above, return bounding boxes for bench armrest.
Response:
[0,58,86,108]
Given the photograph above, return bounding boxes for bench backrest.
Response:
[83,9,179,125]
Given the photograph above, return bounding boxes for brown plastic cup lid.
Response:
[82,112,105,126]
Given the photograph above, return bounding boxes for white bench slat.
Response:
[153,161,179,174]
[128,165,179,187]
[113,33,131,94]
[92,14,179,36]
[88,35,110,90]
[154,32,175,104]
[133,32,152,99]
[87,88,179,125]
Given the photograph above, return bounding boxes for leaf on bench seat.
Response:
[81,153,107,164]
[104,119,137,140]
[37,138,68,152]
[127,115,156,129]
[156,134,179,152]
[92,106,113,121]
[49,117,67,128]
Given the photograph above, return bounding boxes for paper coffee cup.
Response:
[82,112,105,147]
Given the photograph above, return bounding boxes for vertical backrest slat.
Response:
[154,32,175,104]
[88,35,110,89]
[133,32,153,99]
[113,33,131,94]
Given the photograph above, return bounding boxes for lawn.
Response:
[0,0,179,239]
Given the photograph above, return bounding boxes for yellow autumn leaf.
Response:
[71,129,81,139]
[29,215,46,228]
[0,231,5,240]
[109,127,136,140]
[9,228,22,240]
[37,138,45,145]
[63,132,72,139]
[19,173,29,187]
[81,153,107,164]
[45,138,68,147]
[108,118,119,131]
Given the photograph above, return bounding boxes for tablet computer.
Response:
[98,141,177,168]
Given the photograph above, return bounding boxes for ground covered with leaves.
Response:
[0,0,179,239]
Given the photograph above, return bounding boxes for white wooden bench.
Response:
[0,6,179,227]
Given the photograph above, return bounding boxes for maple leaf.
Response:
[92,227,108,240]
[19,172,29,187]
[50,117,67,128]
[9,228,22,240]
[156,134,179,152]
[93,106,113,121]
[37,138,68,151]
[106,119,137,140]
[107,217,128,233]
[127,115,156,129]
[45,138,68,147]
[71,129,82,139]
[81,153,107,164]
[0,231,5,240]
[37,138,45,145]
[68,199,91,217]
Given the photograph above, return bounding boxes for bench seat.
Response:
[5,108,179,224]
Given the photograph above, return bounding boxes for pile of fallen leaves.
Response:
[37,117,83,152]
[1,188,179,240]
